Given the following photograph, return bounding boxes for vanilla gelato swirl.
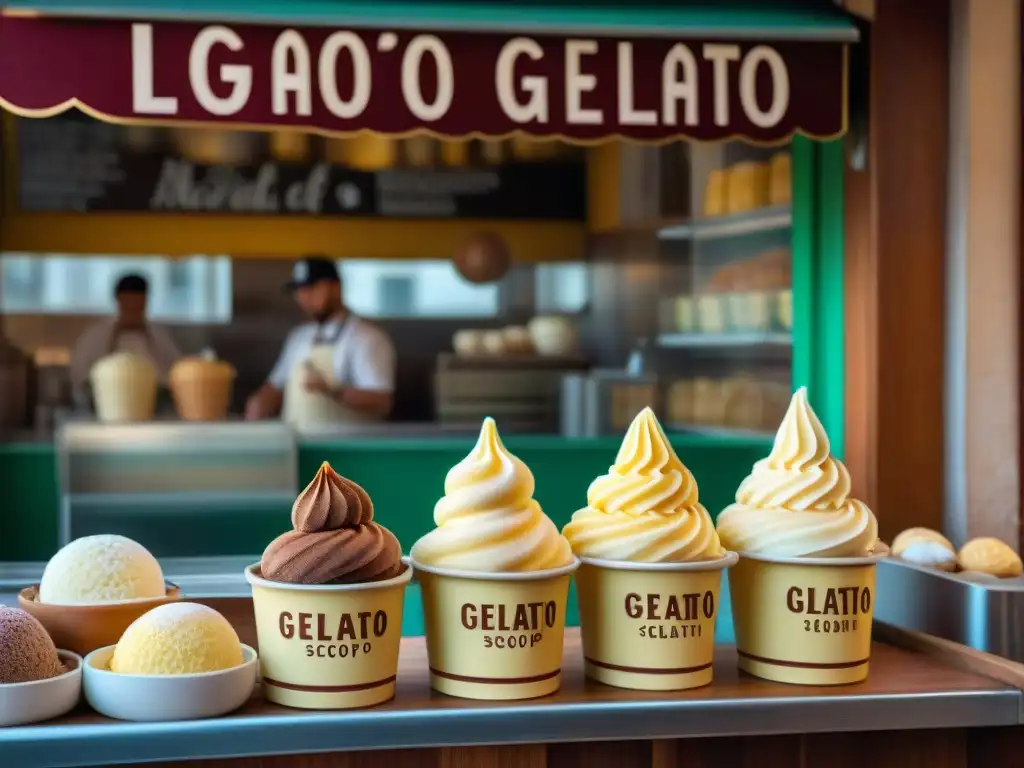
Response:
[410,418,573,572]
[716,388,879,557]
[563,407,724,562]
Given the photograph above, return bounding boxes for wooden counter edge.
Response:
[875,621,1024,691]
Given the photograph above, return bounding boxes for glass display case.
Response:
[654,140,797,439]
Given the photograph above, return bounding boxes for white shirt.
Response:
[268,315,396,392]
[70,318,183,390]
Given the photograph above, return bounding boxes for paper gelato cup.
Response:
[412,558,578,700]
[245,564,411,709]
[171,376,233,421]
[91,361,157,423]
[728,551,886,686]
[575,552,737,691]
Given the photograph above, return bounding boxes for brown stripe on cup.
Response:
[737,650,870,670]
[585,657,714,675]
[429,667,561,685]
[263,675,397,693]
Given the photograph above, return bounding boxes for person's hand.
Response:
[244,393,267,420]
[303,365,335,396]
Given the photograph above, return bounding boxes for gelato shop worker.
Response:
[245,256,396,427]
[70,273,183,398]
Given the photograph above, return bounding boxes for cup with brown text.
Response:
[728,551,887,685]
[412,558,579,701]
[245,564,412,709]
[575,552,738,691]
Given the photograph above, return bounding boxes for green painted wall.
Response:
[0,445,61,561]
[0,436,770,562]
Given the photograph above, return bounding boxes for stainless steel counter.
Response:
[0,633,1018,768]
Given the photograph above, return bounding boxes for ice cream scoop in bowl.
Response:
[410,418,579,701]
[716,388,887,686]
[245,462,412,710]
[19,535,181,656]
[83,602,257,721]
[0,606,83,727]
[563,407,738,692]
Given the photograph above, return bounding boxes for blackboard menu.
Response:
[15,115,586,220]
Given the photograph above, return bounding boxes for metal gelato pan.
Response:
[875,557,1024,662]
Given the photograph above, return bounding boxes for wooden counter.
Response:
[5,622,1021,768]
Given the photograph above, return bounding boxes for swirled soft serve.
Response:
[716,388,879,557]
[563,407,724,562]
[410,418,573,572]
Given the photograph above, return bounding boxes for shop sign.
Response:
[15,114,586,219]
[0,16,847,143]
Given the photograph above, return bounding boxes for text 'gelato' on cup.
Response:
[411,417,577,700]
[716,387,884,686]
[564,407,735,691]
[247,462,410,709]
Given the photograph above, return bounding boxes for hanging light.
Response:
[453,232,511,284]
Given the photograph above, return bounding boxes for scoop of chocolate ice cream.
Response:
[292,462,373,532]
[261,526,404,584]
[0,606,65,684]
[262,462,405,585]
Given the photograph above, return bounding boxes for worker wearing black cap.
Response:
[244,256,396,425]
[69,272,183,398]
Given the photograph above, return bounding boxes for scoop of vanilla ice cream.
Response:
[410,417,573,572]
[899,540,957,570]
[563,407,724,562]
[716,388,878,557]
[0,606,65,684]
[40,535,165,605]
[111,602,243,675]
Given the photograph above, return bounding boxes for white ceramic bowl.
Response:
[0,650,83,727]
[83,644,257,721]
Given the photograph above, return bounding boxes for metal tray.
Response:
[875,558,1024,661]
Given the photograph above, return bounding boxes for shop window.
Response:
[0,253,233,323]
[377,276,415,315]
[535,262,589,313]
[338,259,499,318]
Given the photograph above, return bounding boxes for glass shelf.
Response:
[658,204,792,242]
[656,332,792,349]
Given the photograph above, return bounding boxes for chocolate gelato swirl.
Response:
[261,528,404,584]
[261,462,404,584]
[292,462,374,532]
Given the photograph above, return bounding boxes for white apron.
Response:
[282,319,375,430]
[107,324,162,380]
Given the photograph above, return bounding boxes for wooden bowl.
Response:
[18,584,182,656]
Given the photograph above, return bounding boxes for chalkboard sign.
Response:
[15,116,586,220]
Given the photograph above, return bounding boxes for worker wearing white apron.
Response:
[244,257,396,428]
[70,273,182,407]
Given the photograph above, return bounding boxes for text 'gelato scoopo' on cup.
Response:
[245,462,410,709]
[716,387,884,686]
[410,417,577,701]
[563,407,736,691]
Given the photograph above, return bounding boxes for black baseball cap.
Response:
[114,273,149,296]
[284,257,340,291]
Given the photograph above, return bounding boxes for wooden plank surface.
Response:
[96,729,1024,768]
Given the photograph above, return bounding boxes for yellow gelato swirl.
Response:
[410,418,573,572]
[563,407,724,562]
[716,388,879,557]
